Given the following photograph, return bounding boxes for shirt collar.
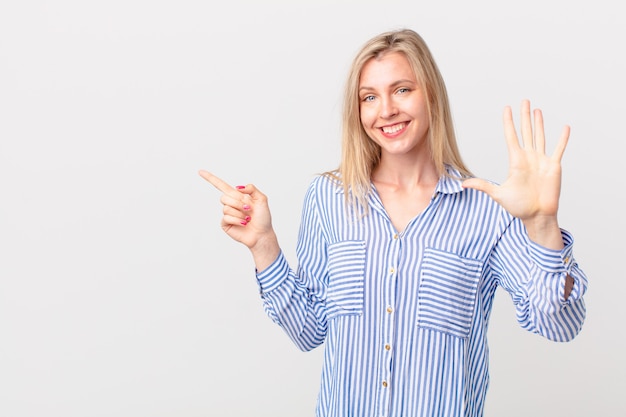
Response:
[331,165,467,196]
[435,165,466,195]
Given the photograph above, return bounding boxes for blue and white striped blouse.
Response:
[256,168,587,417]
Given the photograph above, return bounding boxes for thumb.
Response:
[462,178,497,196]
[234,183,267,202]
[235,183,257,196]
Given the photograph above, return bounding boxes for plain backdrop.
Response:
[1,1,623,416]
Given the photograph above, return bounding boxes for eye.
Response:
[361,95,376,102]
[396,87,410,95]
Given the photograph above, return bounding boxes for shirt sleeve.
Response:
[255,181,329,351]
[491,218,588,342]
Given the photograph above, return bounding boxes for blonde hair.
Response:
[325,29,472,209]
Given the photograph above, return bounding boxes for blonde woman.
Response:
[200,29,587,417]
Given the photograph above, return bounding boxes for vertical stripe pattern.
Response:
[256,168,588,417]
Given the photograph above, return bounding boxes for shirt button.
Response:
[564,256,570,263]
[393,233,399,239]
[382,380,388,388]
[386,306,393,313]
[390,267,395,274]
[384,344,391,351]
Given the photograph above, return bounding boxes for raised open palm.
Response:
[463,99,569,222]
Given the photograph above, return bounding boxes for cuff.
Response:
[255,251,289,294]
[527,229,575,274]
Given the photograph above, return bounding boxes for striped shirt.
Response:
[256,168,588,417]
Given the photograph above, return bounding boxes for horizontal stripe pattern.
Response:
[256,168,588,417]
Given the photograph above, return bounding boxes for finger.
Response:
[222,213,249,227]
[551,125,570,162]
[198,170,236,194]
[520,99,534,149]
[223,206,251,225]
[462,177,498,197]
[503,105,521,152]
[220,193,250,212]
[533,108,546,154]
[236,183,260,197]
[236,184,266,210]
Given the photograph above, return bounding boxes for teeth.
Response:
[382,123,406,134]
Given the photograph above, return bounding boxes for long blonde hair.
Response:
[325,29,472,209]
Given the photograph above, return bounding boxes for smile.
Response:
[381,122,407,134]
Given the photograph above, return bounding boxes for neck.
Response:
[373,154,439,188]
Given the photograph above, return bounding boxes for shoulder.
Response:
[300,172,348,214]
[306,171,343,195]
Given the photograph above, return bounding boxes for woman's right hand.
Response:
[199,170,280,270]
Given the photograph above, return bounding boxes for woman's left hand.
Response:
[462,99,570,248]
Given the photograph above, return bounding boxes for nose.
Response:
[380,96,398,119]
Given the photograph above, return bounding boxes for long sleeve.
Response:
[491,218,588,342]
[255,182,329,351]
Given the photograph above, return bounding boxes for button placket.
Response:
[378,231,400,416]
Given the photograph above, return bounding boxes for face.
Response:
[358,52,430,160]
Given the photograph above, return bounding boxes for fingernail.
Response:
[236,185,245,189]
[245,216,251,222]
[243,204,251,210]
[240,220,248,226]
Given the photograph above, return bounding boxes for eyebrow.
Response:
[358,79,417,93]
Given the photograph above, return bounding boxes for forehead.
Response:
[359,51,417,86]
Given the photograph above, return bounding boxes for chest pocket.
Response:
[326,240,366,320]
[417,247,483,338]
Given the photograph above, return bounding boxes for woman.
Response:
[200,29,587,417]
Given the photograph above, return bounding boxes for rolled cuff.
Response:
[527,229,575,274]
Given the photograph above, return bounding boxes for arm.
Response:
[199,171,328,350]
[463,100,576,299]
[198,170,280,271]
[463,100,587,340]
[492,219,587,341]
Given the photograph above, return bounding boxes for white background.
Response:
[1,1,623,416]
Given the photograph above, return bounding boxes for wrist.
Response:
[250,232,281,271]
[522,215,564,250]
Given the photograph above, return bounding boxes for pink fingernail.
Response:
[245,216,251,222]
[236,185,245,189]
[243,204,251,210]
[240,220,248,226]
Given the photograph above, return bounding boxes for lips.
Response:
[381,122,407,135]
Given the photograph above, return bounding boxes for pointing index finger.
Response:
[198,170,234,193]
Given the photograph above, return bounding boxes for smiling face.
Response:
[358,51,430,161]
